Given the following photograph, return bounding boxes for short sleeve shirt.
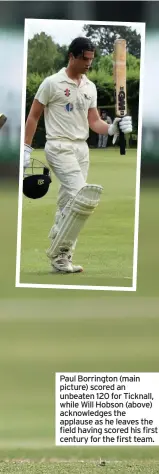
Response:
[35,67,97,141]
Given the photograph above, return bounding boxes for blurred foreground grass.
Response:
[1,460,159,474]
[0,303,159,459]
[0,176,159,460]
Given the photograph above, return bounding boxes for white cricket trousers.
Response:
[45,139,89,211]
[45,139,89,254]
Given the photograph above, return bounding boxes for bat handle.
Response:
[119,129,126,155]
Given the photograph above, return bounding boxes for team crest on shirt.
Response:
[84,93,91,100]
[65,103,73,112]
[64,88,70,97]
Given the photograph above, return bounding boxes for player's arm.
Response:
[24,77,50,168]
[88,108,110,135]
[25,99,44,146]
[24,100,44,168]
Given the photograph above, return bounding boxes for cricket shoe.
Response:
[0,114,7,129]
[50,253,83,274]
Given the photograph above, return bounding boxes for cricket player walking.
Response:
[24,37,132,274]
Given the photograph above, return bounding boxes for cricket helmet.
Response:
[23,159,52,199]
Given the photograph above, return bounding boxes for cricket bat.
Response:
[113,39,127,155]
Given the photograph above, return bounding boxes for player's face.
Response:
[73,51,94,74]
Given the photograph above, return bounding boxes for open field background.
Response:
[0,156,159,472]
[20,148,137,288]
[1,460,159,474]
[0,297,159,462]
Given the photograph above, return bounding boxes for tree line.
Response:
[26,25,140,147]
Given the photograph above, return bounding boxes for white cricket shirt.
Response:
[35,67,97,141]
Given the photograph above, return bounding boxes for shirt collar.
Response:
[58,68,90,85]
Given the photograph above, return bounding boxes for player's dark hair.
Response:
[68,37,95,58]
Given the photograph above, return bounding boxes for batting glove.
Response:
[108,116,132,144]
[24,143,33,168]
[119,116,132,134]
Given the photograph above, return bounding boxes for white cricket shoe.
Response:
[50,253,83,274]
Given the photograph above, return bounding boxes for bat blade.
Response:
[114,39,127,155]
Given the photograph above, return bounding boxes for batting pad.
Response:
[46,184,103,259]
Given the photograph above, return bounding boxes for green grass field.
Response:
[0,307,159,470]
[1,167,159,473]
[1,460,159,474]
[20,148,137,288]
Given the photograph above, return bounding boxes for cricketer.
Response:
[24,37,132,274]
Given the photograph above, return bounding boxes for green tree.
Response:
[126,53,140,79]
[53,44,68,71]
[83,25,141,58]
[88,52,140,87]
[27,32,58,74]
